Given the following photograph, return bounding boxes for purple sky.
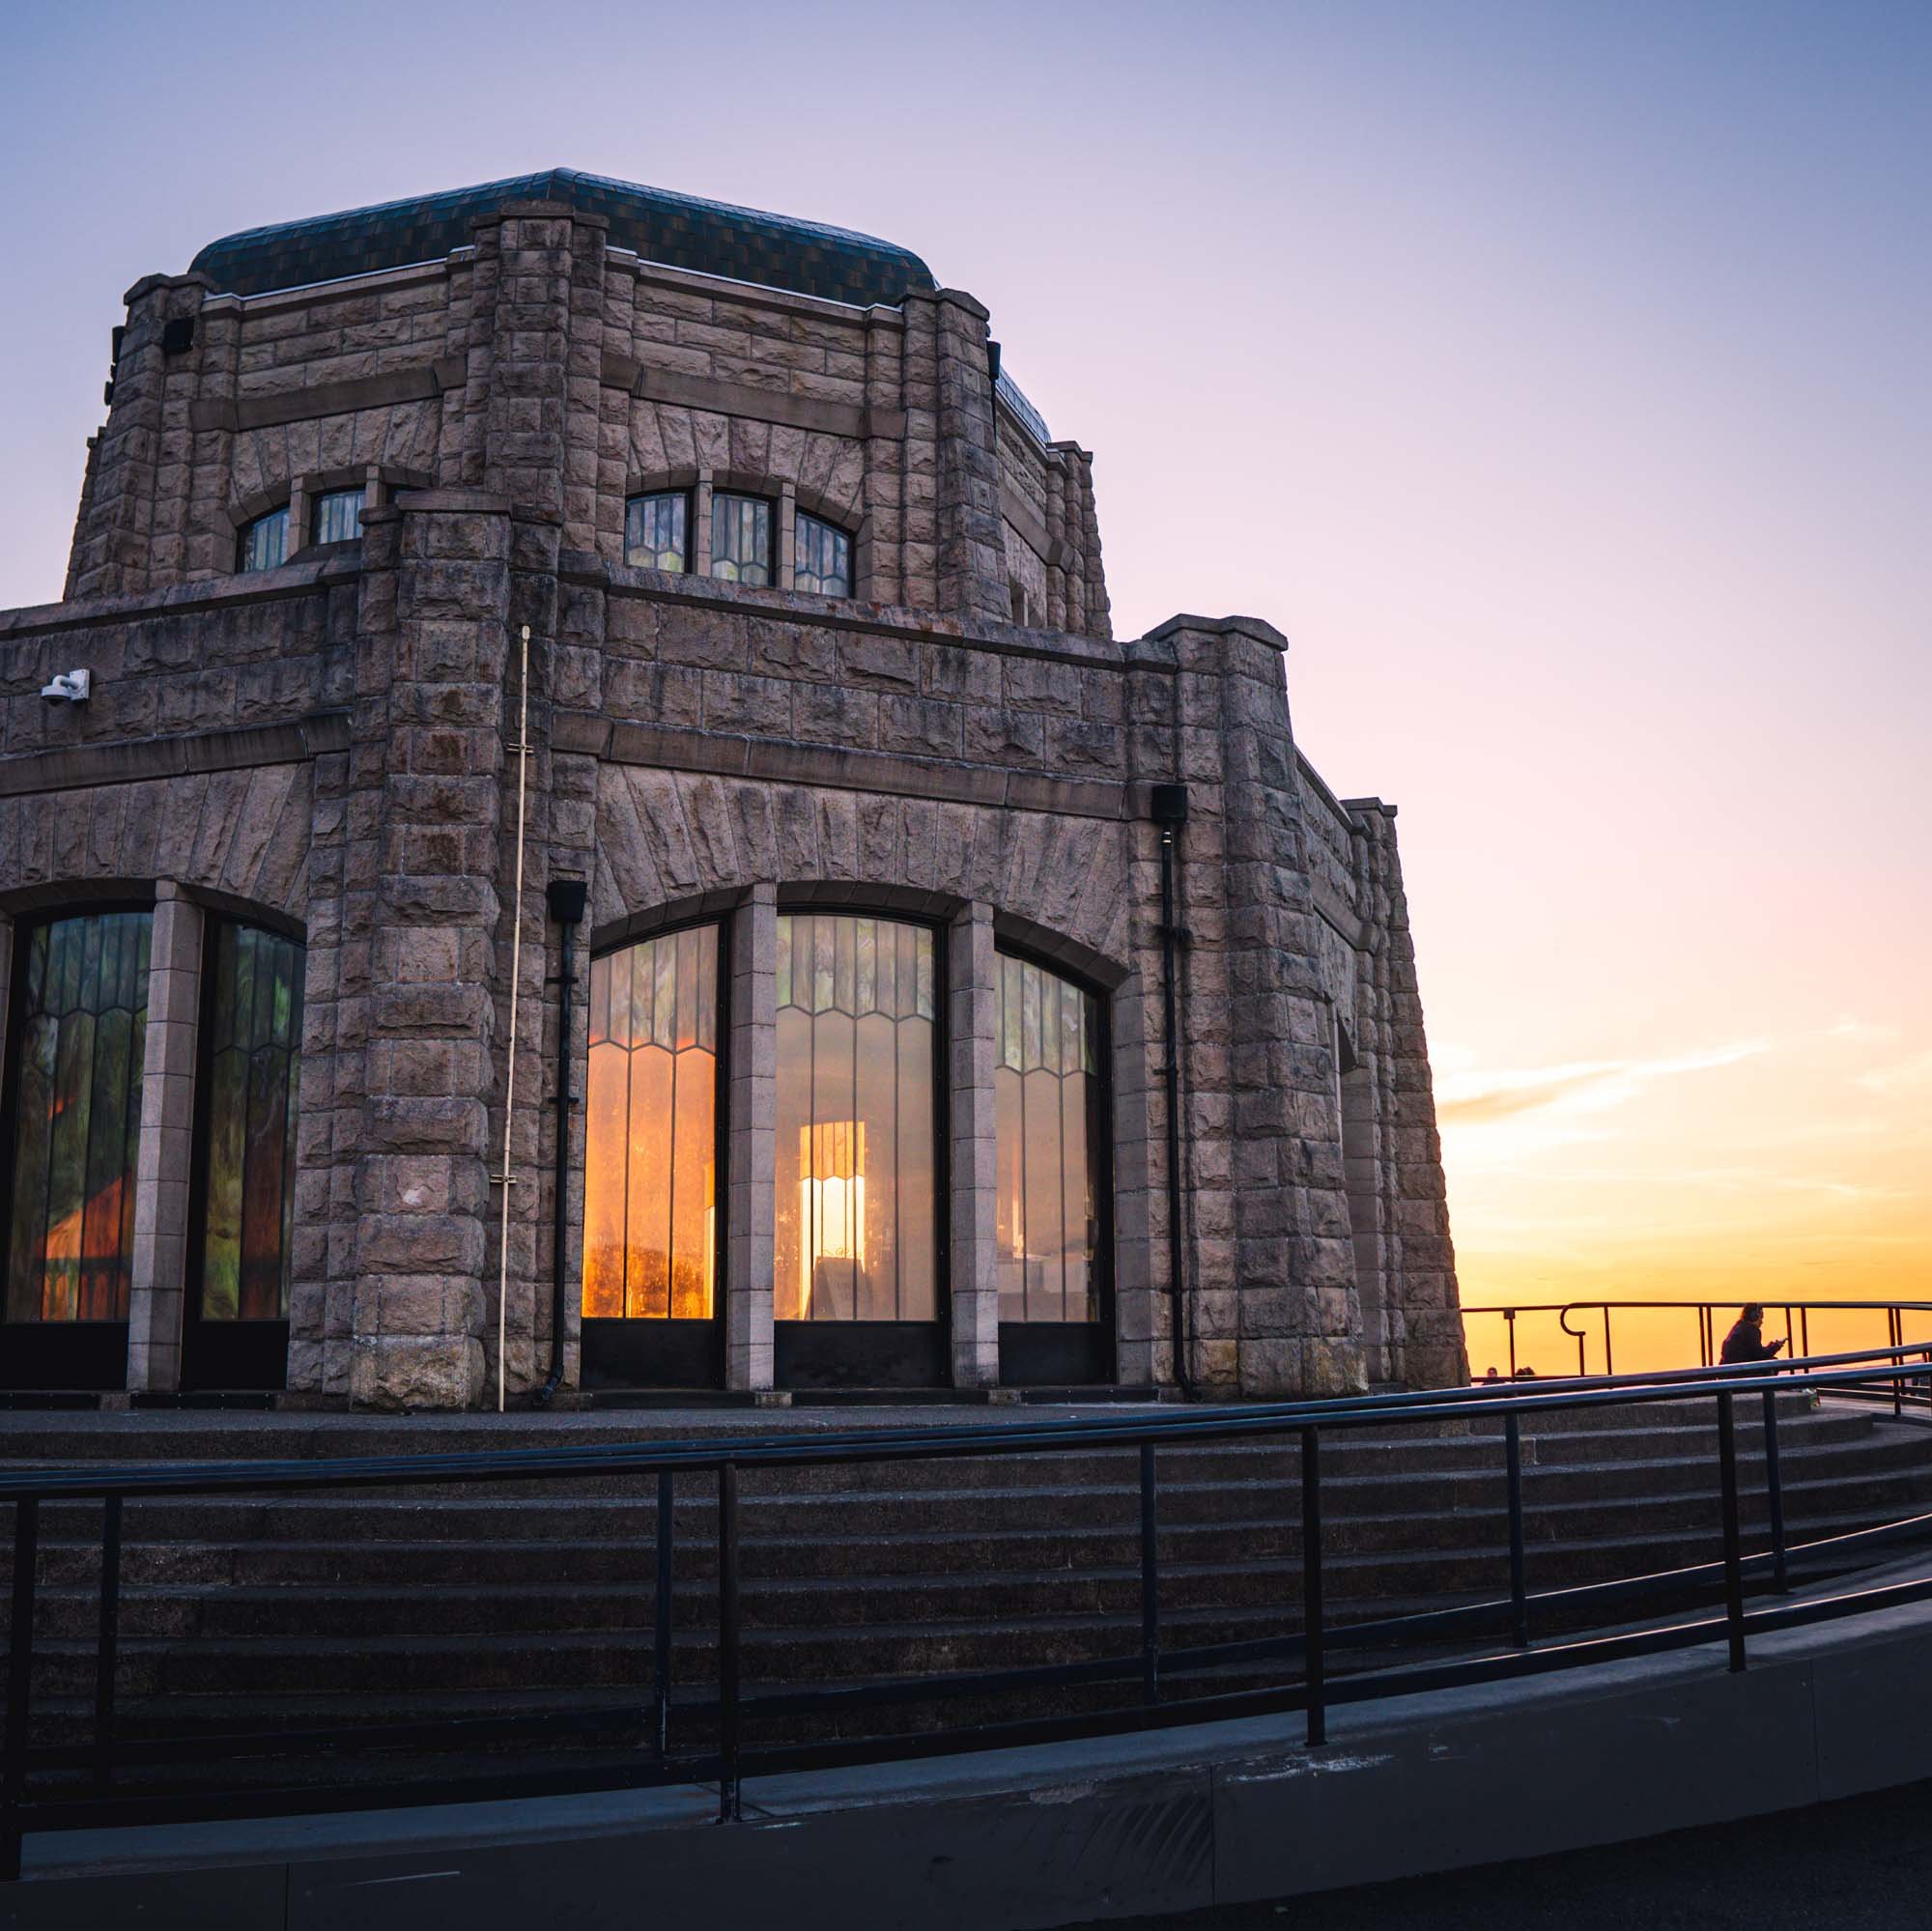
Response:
[5,0,1927,1325]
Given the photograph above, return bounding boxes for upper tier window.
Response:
[236,507,288,574]
[310,489,363,547]
[710,493,772,587]
[625,491,689,573]
[794,512,852,598]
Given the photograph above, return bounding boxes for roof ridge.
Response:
[187,170,938,308]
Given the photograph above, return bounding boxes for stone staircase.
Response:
[2,1397,1929,1762]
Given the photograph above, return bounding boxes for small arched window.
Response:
[709,493,773,586]
[794,512,852,598]
[625,491,689,573]
[310,488,364,547]
[236,506,289,574]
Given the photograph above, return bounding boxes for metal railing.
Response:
[5,1342,1932,1878]
[1463,1298,1932,1404]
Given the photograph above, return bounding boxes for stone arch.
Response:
[0,767,312,919]
[589,768,1137,976]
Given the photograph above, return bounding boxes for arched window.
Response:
[710,493,773,586]
[193,923,303,1324]
[793,511,852,597]
[995,954,1102,1326]
[775,914,936,1324]
[236,505,289,573]
[625,490,689,573]
[3,910,152,1326]
[310,488,364,547]
[582,924,721,1323]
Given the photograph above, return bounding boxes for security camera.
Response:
[40,669,91,703]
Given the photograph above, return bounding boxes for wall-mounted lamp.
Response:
[40,669,91,704]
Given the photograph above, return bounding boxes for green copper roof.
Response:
[189,168,938,308]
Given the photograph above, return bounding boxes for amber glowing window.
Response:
[583,926,720,1320]
[995,955,1101,1324]
[196,924,303,1322]
[310,488,364,547]
[237,506,289,573]
[3,911,152,1324]
[775,915,936,1323]
[710,493,772,586]
[624,491,689,572]
[793,511,852,597]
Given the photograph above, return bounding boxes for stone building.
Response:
[0,170,1463,1408]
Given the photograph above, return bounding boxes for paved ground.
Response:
[1084,1777,1932,1929]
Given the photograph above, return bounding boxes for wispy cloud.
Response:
[1436,1040,1769,1127]
[1856,1049,1932,1094]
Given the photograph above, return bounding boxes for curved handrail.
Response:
[7,1339,1932,1867]
[1463,1295,1932,1383]
[0,1340,1926,1499]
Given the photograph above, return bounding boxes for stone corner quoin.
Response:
[0,168,1465,1408]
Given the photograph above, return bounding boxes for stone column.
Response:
[1153,613,1366,1401]
[726,885,777,1391]
[127,883,204,1394]
[1346,800,1465,1389]
[948,903,999,1386]
[332,489,526,1409]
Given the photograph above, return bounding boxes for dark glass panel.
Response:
[709,493,772,587]
[895,1010,937,1322]
[581,929,722,1325]
[582,1029,629,1320]
[794,511,852,597]
[196,923,304,1322]
[775,914,938,1326]
[996,1064,1025,1323]
[854,1010,898,1319]
[237,506,289,573]
[311,489,364,546]
[626,1044,673,1320]
[624,492,688,573]
[994,954,1103,1326]
[668,1039,716,1320]
[5,911,152,1324]
[774,1003,810,1322]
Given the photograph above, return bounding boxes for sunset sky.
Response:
[4,0,1925,1372]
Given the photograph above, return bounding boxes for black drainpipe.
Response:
[1150,784,1192,1398]
[535,878,589,1406]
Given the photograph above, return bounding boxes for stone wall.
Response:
[68,208,1111,640]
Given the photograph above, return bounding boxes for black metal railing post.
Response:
[717,1462,741,1823]
[653,1470,674,1757]
[1760,1388,1788,1595]
[1890,1309,1904,1415]
[1603,1309,1614,1379]
[93,1495,123,1793]
[1138,1442,1160,1707]
[1505,1411,1530,1646]
[1717,1392,1747,1672]
[1300,1428,1325,1747]
[3,1497,40,1883]
[1504,1307,1517,1378]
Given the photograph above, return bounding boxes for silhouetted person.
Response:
[1484,1367,1501,1383]
[1720,1303,1786,1367]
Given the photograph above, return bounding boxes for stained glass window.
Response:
[793,511,852,597]
[776,915,937,1323]
[197,923,304,1323]
[583,925,720,1320]
[4,911,151,1324]
[710,493,772,586]
[995,955,1101,1323]
[624,491,689,572]
[311,488,364,547]
[237,506,288,573]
